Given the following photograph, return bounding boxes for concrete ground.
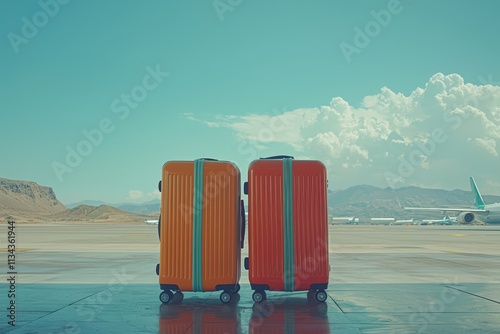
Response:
[0,223,499,333]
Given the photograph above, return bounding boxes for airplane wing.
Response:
[404,207,488,213]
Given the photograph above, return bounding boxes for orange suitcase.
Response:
[244,156,329,302]
[157,159,245,303]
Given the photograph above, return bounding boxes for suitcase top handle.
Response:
[197,158,219,161]
[260,155,294,160]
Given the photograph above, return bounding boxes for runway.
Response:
[1,223,500,333]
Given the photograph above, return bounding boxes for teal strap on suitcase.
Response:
[192,159,204,292]
[283,158,295,291]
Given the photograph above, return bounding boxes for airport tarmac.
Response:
[1,223,500,333]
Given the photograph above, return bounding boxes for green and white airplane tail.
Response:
[470,177,486,209]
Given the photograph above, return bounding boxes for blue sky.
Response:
[1,0,500,204]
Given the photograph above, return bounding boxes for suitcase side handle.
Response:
[260,155,294,160]
[240,199,246,249]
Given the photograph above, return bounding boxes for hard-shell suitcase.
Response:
[157,158,245,303]
[244,156,329,302]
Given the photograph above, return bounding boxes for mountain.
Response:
[66,200,110,208]
[329,185,500,220]
[69,184,500,220]
[6,175,496,223]
[117,201,160,215]
[66,199,160,215]
[49,204,152,222]
[0,178,67,221]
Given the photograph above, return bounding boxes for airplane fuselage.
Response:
[475,205,500,225]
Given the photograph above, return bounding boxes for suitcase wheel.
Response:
[252,290,266,303]
[231,283,241,293]
[315,290,327,302]
[220,291,232,303]
[159,290,173,304]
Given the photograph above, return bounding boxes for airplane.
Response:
[404,177,500,225]
[330,217,357,225]
[390,218,414,225]
[421,215,457,226]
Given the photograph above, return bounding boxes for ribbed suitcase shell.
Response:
[159,160,241,292]
[247,159,329,292]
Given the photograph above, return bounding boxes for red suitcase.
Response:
[244,156,330,302]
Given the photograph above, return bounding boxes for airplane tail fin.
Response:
[470,177,486,209]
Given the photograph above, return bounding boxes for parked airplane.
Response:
[404,177,500,225]
[330,217,357,225]
[391,218,414,225]
[421,215,457,225]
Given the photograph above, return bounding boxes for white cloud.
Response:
[469,138,498,157]
[126,189,160,202]
[127,190,144,200]
[186,73,500,192]
[148,189,161,200]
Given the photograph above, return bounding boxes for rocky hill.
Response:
[0,178,152,223]
[0,178,67,221]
